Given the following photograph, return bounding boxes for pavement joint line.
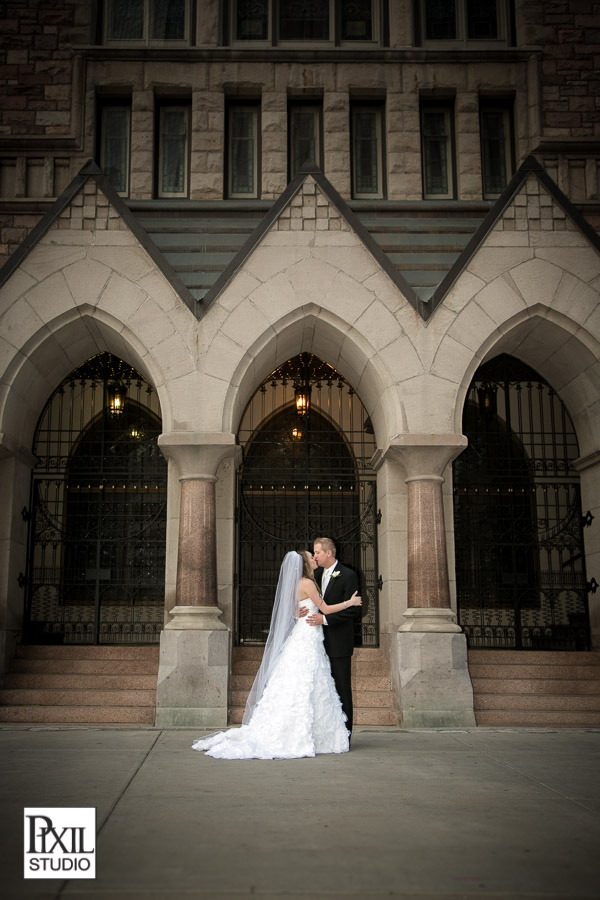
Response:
[449,733,600,818]
[53,728,163,900]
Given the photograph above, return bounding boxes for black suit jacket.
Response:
[316,562,360,659]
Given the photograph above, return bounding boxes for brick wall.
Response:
[0,0,90,137]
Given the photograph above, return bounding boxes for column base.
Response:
[155,627,229,728]
[398,607,462,633]
[391,631,476,729]
[164,605,227,631]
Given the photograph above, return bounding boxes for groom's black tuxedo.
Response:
[316,561,359,733]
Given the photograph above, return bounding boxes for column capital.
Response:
[158,432,239,479]
[376,433,468,479]
[573,449,600,473]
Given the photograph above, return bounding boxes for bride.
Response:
[192,550,362,760]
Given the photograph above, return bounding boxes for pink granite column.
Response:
[406,475,451,610]
[386,434,467,632]
[176,476,218,608]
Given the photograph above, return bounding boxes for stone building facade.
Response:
[1,1,600,728]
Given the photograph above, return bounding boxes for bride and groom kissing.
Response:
[192,537,361,760]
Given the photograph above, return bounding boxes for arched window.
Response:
[25,353,167,644]
[453,354,590,650]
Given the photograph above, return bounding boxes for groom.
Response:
[305,537,360,736]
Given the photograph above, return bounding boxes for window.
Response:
[99,104,131,196]
[227,104,260,198]
[351,105,384,199]
[418,0,510,47]
[289,104,322,180]
[480,104,513,199]
[104,0,189,44]
[421,105,454,199]
[231,0,380,46]
[157,104,189,197]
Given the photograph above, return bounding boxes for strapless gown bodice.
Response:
[192,596,349,760]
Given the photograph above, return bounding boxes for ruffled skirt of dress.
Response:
[191,621,349,760]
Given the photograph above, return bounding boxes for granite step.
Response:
[14,645,160,660]
[468,649,600,727]
[0,705,155,724]
[468,663,600,680]
[471,677,600,695]
[0,645,159,725]
[228,707,400,726]
[475,709,600,727]
[10,657,159,675]
[468,650,600,666]
[229,646,399,726]
[0,688,156,708]
[474,692,600,712]
[0,672,157,691]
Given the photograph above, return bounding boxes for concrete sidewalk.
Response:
[1,726,599,900]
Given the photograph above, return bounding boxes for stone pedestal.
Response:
[155,615,229,728]
[391,631,476,728]
[155,433,236,727]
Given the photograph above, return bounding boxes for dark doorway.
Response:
[453,354,590,650]
[25,353,167,644]
[236,354,379,647]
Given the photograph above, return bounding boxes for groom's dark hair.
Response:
[314,536,336,557]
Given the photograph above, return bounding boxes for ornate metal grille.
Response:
[24,353,167,644]
[453,354,590,651]
[237,353,379,646]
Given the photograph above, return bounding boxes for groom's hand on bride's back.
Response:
[297,606,309,618]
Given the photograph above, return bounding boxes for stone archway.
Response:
[235,352,379,647]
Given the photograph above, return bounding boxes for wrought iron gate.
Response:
[453,354,591,650]
[236,354,379,647]
[24,353,167,644]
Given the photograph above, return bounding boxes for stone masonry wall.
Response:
[0,0,91,137]
[520,0,600,137]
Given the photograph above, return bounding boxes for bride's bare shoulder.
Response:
[299,576,319,600]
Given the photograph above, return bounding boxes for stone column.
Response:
[384,434,476,728]
[154,433,237,728]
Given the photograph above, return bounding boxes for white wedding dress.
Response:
[191,598,349,759]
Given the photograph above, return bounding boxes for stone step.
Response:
[469,663,600,681]
[0,705,155,724]
[471,677,600,696]
[228,706,400,727]
[233,646,385,661]
[0,688,156,708]
[230,688,395,709]
[10,658,159,675]
[232,655,389,677]
[0,672,157,691]
[230,673,392,692]
[474,693,600,712]
[468,650,600,666]
[15,645,159,660]
[475,709,600,727]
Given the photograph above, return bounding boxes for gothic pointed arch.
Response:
[453,353,590,651]
[236,353,379,647]
[25,352,167,644]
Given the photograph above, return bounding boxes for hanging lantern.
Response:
[106,381,127,418]
[295,382,311,417]
[477,383,497,416]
